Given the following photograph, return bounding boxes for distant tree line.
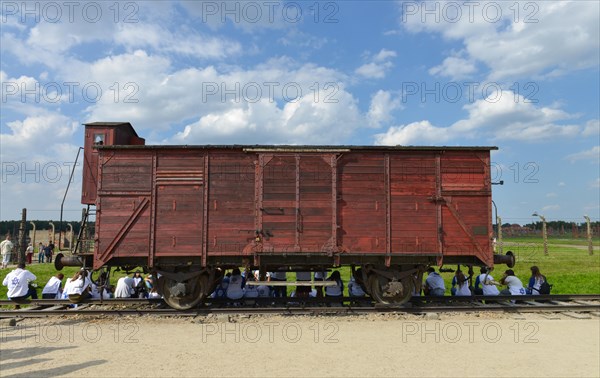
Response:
[0,220,90,237]
[493,221,600,237]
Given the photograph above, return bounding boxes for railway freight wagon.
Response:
[58,122,514,309]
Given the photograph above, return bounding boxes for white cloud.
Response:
[114,24,241,59]
[592,178,600,189]
[542,205,560,212]
[169,91,362,145]
[546,193,558,198]
[355,49,397,79]
[566,146,600,163]
[1,114,78,153]
[452,91,580,141]
[373,49,397,62]
[375,90,582,144]
[429,54,477,80]
[374,120,451,145]
[0,111,83,221]
[74,52,357,141]
[367,90,402,128]
[582,119,600,137]
[401,1,600,80]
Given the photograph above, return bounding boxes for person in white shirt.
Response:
[25,243,34,265]
[243,274,259,298]
[454,270,471,296]
[2,263,38,300]
[42,273,64,299]
[424,267,445,296]
[226,268,244,300]
[1,235,14,269]
[61,277,73,299]
[476,267,500,296]
[67,270,91,302]
[527,266,547,295]
[348,272,366,297]
[499,270,526,296]
[132,271,147,298]
[115,276,135,298]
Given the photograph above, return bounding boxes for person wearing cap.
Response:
[498,269,526,295]
[42,273,65,299]
[424,267,445,296]
[2,262,37,301]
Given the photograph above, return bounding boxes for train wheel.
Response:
[162,274,208,310]
[367,274,413,305]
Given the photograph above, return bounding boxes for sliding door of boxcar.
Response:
[260,154,335,253]
[390,154,439,256]
[338,154,386,254]
[154,154,204,257]
[261,155,297,252]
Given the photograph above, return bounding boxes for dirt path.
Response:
[1,313,599,377]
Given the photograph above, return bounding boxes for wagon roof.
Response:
[97,145,498,152]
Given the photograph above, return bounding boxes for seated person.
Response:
[325,271,344,298]
[476,267,499,296]
[527,266,547,295]
[2,263,38,302]
[424,267,445,296]
[66,270,92,303]
[243,274,259,298]
[498,269,526,296]
[348,271,366,297]
[115,276,135,298]
[454,270,471,296]
[226,268,245,300]
[41,273,64,299]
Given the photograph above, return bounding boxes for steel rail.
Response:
[1,297,598,318]
[1,294,598,307]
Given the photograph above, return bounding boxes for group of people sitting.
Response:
[211,269,363,301]
[3,263,551,306]
[423,265,550,297]
[113,271,161,299]
[1,265,160,303]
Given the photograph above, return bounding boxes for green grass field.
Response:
[1,236,598,300]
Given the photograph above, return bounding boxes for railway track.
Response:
[1,294,598,318]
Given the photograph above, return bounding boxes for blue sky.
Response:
[1,1,598,224]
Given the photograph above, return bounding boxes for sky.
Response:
[0,0,598,225]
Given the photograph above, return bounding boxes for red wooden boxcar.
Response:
[60,122,514,309]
